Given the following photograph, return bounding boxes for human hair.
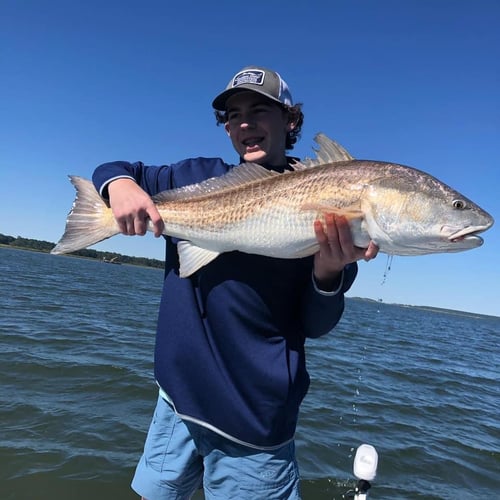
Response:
[214,103,304,151]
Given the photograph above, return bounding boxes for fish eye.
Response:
[452,199,466,209]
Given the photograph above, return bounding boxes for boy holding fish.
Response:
[92,66,378,499]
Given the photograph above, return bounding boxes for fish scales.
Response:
[155,163,370,229]
[151,163,368,256]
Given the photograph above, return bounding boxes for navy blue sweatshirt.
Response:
[93,157,358,449]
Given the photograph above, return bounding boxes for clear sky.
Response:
[1,0,499,316]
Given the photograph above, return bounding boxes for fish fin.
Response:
[301,202,364,221]
[294,133,354,170]
[51,176,120,255]
[313,133,354,162]
[153,163,279,203]
[177,241,221,277]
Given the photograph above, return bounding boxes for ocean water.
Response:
[0,247,498,500]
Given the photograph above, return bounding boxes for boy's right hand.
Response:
[107,178,164,237]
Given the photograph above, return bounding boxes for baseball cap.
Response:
[212,66,293,111]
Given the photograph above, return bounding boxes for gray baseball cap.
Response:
[212,66,293,111]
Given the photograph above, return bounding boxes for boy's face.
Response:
[224,91,295,166]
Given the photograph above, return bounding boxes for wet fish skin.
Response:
[51,134,494,277]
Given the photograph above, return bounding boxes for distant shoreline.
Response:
[0,234,164,269]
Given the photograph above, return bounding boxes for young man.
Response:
[93,66,378,499]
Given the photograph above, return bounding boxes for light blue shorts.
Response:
[131,395,301,499]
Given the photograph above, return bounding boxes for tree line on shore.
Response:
[0,233,164,269]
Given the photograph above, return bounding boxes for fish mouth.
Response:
[447,225,489,244]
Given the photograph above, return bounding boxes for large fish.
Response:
[51,134,494,277]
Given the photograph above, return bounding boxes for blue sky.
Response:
[1,0,498,316]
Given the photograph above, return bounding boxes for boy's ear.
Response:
[286,109,299,132]
[286,118,297,132]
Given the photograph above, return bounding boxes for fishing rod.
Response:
[343,444,378,499]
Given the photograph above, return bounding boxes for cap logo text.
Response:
[232,70,265,88]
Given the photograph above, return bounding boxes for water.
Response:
[1,247,498,499]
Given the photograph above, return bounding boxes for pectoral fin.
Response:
[177,241,221,277]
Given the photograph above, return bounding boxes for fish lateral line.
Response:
[300,202,365,221]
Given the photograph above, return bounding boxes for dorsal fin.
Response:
[314,133,354,162]
[295,133,354,170]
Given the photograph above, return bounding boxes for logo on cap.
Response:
[232,70,265,88]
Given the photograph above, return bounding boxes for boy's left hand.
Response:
[313,213,379,290]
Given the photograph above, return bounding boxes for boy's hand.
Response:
[108,178,164,237]
[313,213,378,290]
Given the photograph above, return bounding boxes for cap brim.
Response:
[212,86,283,111]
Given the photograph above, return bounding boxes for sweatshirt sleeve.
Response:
[92,157,231,198]
[92,161,174,199]
[300,262,358,339]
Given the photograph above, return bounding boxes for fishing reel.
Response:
[343,444,378,499]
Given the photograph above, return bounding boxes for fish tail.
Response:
[51,176,120,255]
